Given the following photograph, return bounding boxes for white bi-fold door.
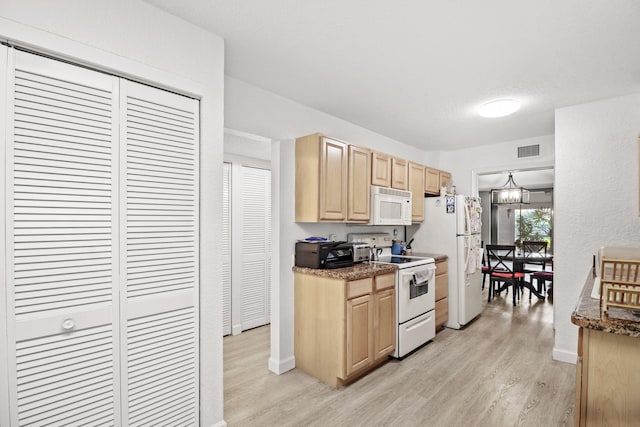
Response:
[222,162,271,335]
[238,165,271,331]
[2,48,199,426]
[120,79,199,426]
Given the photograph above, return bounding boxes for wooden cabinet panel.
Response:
[439,170,452,189]
[348,145,371,222]
[319,137,348,220]
[391,157,408,190]
[371,151,391,187]
[435,259,448,332]
[346,294,373,376]
[435,260,448,276]
[295,135,321,222]
[575,328,640,426]
[375,273,395,291]
[374,289,396,360]
[425,167,440,194]
[408,162,425,222]
[295,134,348,222]
[347,277,373,299]
[435,273,448,301]
[435,298,448,331]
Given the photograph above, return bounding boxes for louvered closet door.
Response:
[6,50,120,426]
[222,162,232,336]
[120,80,199,426]
[239,166,271,331]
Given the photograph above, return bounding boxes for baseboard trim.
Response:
[231,324,242,336]
[553,348,577,364]
[268,355,295,375]
[209,420,228,427]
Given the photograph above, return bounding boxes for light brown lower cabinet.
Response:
[434,259,448,331]
[295,272,396,387]
[346,293,373,375]
[575,327,640,426]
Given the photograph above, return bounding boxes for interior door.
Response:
[238,166,271,331]
[4,48,201,427]
[6,49,121,426]
[120,80,200,426]
[222,162,232,335]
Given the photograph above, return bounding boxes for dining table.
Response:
[491,252,554,300]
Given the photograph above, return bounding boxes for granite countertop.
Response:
[292,263,397,281]
[410,252,448,262]
[571,270,640,337]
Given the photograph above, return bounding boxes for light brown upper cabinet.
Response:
[425,167,453,195]
[408,162,425,222]
[391,157,408,190]
[371,151,392,187]
[425,166,440,195]
[296,133,348,222]
[348,145,371,222]
[439,170,453,190]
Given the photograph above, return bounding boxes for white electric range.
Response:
[347,233,437,358]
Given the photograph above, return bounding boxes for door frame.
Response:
[224,137,272,335]
[224,154,273,335]
[0,18,222,426]
[0,43,9,426]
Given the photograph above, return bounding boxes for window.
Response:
[515,207,553,252]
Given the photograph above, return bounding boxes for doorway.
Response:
[477,168,554,250]
[222,130,273,336]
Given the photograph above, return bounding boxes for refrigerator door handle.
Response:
[463,235,472,276]
[464,200,471,235]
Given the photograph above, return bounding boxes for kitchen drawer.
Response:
[375,273,395,291]
[435,273,448,301]
[435,260,448,276]
[435,298,448,331]
[347,277,373,299]
[398,310,435,357]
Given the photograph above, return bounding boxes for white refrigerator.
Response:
[413,195,483,329]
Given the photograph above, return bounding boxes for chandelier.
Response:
[491,172,530,204]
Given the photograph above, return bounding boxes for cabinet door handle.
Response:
[62,318,75,330]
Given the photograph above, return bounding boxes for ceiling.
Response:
[144,0,640,151]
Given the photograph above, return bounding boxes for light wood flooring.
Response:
[223,288,575,426]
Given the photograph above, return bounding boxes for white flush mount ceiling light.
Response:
[478,99,521,118]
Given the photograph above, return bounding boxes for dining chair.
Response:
[480,241,490,290]
[531,258,554,297]
[486,244,524,306]
[481,252,490,290]
[522,241,548,273]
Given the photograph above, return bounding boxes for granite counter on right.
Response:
[571,270,640,426]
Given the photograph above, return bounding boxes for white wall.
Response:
[0,2,226,425]
[440,134,555,195]
[553,93,640,363]
[225,77,436,163]
[224,76,434,374]
[224,130,272,162]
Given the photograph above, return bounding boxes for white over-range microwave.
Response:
[369,186,412,225]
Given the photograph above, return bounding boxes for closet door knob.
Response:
[62,319,75,330]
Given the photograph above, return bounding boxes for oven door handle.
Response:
[405,265,436,287]
[411,274,429,288]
